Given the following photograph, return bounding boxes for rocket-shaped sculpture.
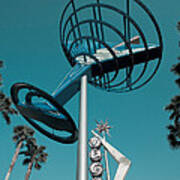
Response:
[92,130,131,180]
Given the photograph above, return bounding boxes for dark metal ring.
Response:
[11,82,78,144]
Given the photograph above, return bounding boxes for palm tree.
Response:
[165,95,180,148]
[5,125,35,180]
[20,140,48,180]
[0,92,18,124]
[0,60,18,124]
[165,21,180,148]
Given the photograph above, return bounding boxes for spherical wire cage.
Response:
[59,0,163,93]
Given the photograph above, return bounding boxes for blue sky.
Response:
[0,0,180,179]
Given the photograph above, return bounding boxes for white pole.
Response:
[76,75,88,180]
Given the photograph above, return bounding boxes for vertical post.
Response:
[77,75,88,180]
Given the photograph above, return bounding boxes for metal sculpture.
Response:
[92,130,131,180]
[10,0,163,179]
[89,121,131,180]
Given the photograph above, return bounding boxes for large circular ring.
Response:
[11,83,78,144]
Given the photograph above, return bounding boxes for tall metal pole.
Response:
[77,75,88,180]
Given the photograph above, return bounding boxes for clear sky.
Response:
[0,0,180,180]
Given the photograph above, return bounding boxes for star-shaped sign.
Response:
[95,119,112,136]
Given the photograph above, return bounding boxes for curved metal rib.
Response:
[59,0,163,92]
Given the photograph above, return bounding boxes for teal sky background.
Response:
[0,0,180,179]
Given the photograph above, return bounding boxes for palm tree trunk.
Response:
[25,154,36,180]
[5,140,23,180]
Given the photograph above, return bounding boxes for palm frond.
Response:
[37,153,48,163]
[34,162,41,170]
[169,112,177,120]
[26,127,35,136]
[177,21,180,31]
[43,153,48,157]
[14,126,24,133]
[171,63,180,76]
[0,61,3,68]
[174,116,180,126]
[171,95,180,103]
[26,137,36,146]
[12,135,19,142]
[175,78,180,87]
[167,125,177,133]
[0,92,5,99]
[38,146,46,153]
[19,151,31,156]
[167,134,178,148]
[164,103,174,111]
[23,158,31,165]
[4,98,11,106]
[2,111,10,124]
